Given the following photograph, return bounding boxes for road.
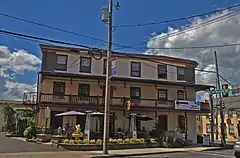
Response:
[0,132,61,153]
[118,149,236,158]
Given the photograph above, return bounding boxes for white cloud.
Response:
[146,9,240,101]
[0,46,40,99]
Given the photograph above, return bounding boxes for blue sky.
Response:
[0,0,239,100]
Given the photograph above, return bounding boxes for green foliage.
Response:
[23,117,37,139]
[3,104,16,132]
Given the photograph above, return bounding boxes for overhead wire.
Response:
[114,10,240,51]
[0,29,103,60]
[113,3,240,28]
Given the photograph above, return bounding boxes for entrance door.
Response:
[158,115,168,132]
[51,111,63,130]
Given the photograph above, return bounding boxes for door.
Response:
[158,115,168,132]
[51,111,63,130]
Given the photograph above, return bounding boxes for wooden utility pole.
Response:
[214,51,226,146]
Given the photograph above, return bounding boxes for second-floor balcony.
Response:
[23,92,210,113]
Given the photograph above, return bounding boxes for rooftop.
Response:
[39,44,198,67]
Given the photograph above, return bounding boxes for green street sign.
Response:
[211,88,231,94]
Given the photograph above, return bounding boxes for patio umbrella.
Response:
[55,111,86,116]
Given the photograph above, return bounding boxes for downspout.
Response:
[184,86,188,140]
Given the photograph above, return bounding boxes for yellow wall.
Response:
[201,112,239,141]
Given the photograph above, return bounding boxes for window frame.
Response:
[130,87,141,99]
[177,90,185,100]
[158,64,167,79]
[157,89,168,100]
[56,54,68,71]
[53,82,66,95]
[78,84,90,96]
[79,57,92,73]
[103,59,107,74]
[177,67,185,80]
[131,62,141,77]
[228,110,234,118]
[228,124,234,134]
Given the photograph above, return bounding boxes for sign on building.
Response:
[232,84,240,95]
[174,100,200,111]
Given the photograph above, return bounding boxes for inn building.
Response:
[23,44,212,144]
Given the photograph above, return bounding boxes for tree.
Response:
[3,104,16,133]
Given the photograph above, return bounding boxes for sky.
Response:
[0,0,240,100]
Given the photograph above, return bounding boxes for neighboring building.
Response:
[23,44,212,144]
[202,95,240,141]
[0,100,27,131]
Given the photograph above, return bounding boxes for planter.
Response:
[58,142,159,151]
[59,144,102,151]
[51,135,66,148]
[36,134,51,143]
[72,133,83,140]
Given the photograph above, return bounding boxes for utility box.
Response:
[101,8,109,23]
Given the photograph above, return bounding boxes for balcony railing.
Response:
[35,93,209,112]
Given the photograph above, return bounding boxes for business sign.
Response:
[174,100,200,111]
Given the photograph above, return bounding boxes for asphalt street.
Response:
[0,132,61,153]
[119,149,236,158]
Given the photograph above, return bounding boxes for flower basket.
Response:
[72,133,83,140]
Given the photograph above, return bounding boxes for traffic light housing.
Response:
[220,101,225,109]
[222,84,229,97]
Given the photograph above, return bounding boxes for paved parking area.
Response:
[0,132,61,153]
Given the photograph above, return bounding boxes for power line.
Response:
[113,3,240,28]
[143,43,240,50]
[0,28,216,76]
[0,29,104,60]
[115,10,240,51]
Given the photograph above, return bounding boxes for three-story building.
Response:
[23,44,212,143]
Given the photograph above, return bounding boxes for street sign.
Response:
[210,89,231,94]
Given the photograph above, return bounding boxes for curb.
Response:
[89,147,226,158]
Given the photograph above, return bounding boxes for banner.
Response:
[174,100,200,111]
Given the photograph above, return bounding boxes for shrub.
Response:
[117,138,123,144]
[96,139,102,145]
[77,139,83,144]
[150,138,156,143]
[64,139,69,144]
[83,139,89,144]
[90,139,96,144]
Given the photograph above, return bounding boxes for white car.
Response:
[234,141,240,158]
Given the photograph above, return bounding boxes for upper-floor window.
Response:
[177,67,185,80]
[131,62,141,77]
[158,89,168,100]
[158,64,167,79]
[53,82,65,94]
[56,55,67,71]
[177,90,185,100]
[228,111,233,118]
[78,84,90,96]
[130,87,141,99]
[103,59,107,74]
[237,110,240,118]
[80,57,91,73]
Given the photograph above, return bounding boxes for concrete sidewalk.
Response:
[89,146,224,158]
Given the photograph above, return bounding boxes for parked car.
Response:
[234,141,240,158]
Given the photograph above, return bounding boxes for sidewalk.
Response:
[89,146,223,158]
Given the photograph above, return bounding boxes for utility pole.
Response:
[215,79,219,140]
[214,51,226,146]
[103,0,113,154]
[209,92,215,145]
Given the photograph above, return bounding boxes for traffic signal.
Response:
[126,100,131,111]
[220,101,225,109]
[222,84,229,97]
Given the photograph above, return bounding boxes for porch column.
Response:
[84,112,91,140]
[130,113,137,138]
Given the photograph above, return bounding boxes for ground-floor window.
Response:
[178,115,185,132]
